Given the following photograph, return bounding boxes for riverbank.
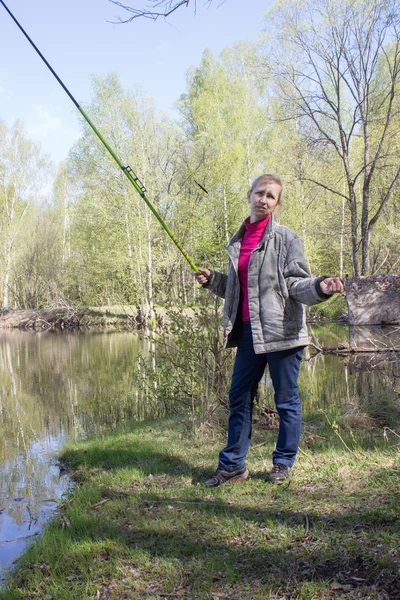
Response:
[0,296,349,331]
[1,414,399,600]
[0,306,161,330]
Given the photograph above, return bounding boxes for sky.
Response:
[0,0,272,166]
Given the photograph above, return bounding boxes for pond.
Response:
[0,329,149,582]
[1,325,399,582]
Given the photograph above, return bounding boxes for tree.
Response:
[66,73,189,309]
[12,206,65,308]
[0,121,50,307]
[180,44,271,268]
[266,0,400,276]
[108,0,219,23]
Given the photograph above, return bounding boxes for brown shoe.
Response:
[204,466,249,488]
[266,463,292,483]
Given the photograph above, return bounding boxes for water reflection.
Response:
[1,325,400,581]
[0,329,148,581]
[302,325,400,429]
[349,325,400,351]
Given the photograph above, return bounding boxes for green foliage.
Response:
[179,44,271,254]
[309,293,348,320]
[135,299,234,426]
[1,2,400,308]
[0,120,51,308]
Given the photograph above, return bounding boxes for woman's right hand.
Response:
[195,268,211,286]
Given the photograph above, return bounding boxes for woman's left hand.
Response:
[320,277,344,295]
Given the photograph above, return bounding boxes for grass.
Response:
[1,414,400,600]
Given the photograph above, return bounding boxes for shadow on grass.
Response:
[61,434,400,512]
[30,481,400,598]
[61,440,192,477]
[8,418,399,599]
[61,425,396,485]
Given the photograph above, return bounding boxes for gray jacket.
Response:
[206,216,329,353]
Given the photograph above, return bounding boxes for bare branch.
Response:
[368,167,400,232]
[297,177,350,202]
[108,0,224,23]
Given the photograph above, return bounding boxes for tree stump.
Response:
[345,275,400,326]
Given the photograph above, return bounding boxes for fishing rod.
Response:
[0,0,200,273]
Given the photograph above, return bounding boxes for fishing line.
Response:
[0,0,200,272]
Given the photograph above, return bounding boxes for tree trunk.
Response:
[339,196,345,279]
[222,183,229,244]
[348,185,360,277]
[3,234,13,307]
[361,107,370,275]
[145,210,155,319]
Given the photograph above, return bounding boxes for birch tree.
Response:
[180,44,271,268]
[66,73,186,308]
[0,121,50,307]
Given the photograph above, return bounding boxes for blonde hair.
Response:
[250,174,283,202]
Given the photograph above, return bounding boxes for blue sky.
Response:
[0,0,272,165]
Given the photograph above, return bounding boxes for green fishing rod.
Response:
[0,0,200,273]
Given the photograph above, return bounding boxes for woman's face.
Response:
[247,178,281,223]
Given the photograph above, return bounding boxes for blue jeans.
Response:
[218,322,304,472]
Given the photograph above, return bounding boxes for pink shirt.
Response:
[238,215,271,322]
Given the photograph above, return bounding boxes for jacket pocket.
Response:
[279,291,297,322]
[284,297,303,323]
[276,290,285,310]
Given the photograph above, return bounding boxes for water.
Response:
[0,329,149,582]
[1,325,400,581]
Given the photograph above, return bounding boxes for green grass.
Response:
[2,415,400,599]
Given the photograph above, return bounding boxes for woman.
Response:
[195,174,343,486]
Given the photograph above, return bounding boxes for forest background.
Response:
[1,0,400,315]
